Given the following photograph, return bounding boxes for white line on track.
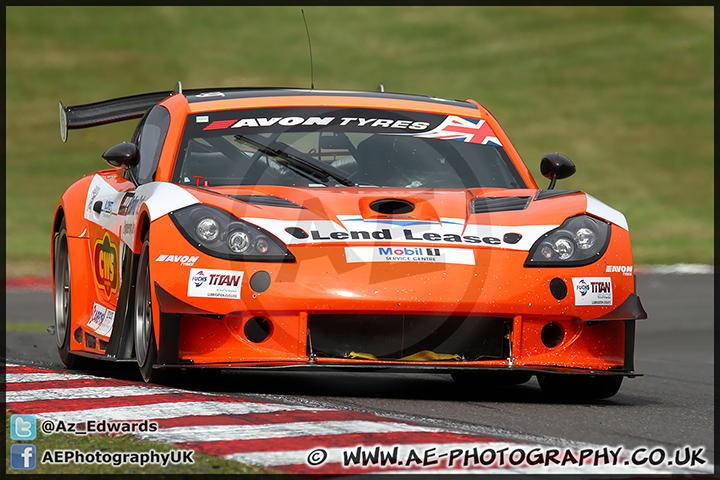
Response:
[24,401,319,424]
[138,420,441,443]
[5,372,98,383]
[7,386,181,402]
[636,263,713,274]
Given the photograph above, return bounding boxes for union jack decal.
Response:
[413,116,501,145]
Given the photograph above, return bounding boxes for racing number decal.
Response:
[94,233,118,300]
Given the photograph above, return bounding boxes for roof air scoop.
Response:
[369,198,415,215]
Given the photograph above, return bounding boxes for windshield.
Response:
[172,107,526,189]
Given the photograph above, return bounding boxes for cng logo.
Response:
[94,233,118,299]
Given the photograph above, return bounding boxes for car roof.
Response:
[185,88,474,108]
[181,88,485,118]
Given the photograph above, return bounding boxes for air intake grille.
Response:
[309,314,508,361]
[471,196,530,214]
[231,195,303,209]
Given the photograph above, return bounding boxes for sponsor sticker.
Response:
[187,268,243,299]
[412,115,501,145]
[118,192,135,215]
[605,265,633,276]
[155,254,200,267]
[344,246,475,265]
[260,215,554,251]
[572,277,613,306]
[204,116,431,132]
[87,303,115,337]
[93,233,118,300]
[85,185,101,215]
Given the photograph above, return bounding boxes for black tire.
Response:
[452,371,533,387]
[53,218,91,369]
[538,374,623,400]
[134,238,165,383]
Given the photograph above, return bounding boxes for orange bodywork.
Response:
[53,88,644,377]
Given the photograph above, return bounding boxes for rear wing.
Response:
[59,90,174,142]
[59,81,241,142]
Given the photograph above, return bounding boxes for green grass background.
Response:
[6,6,714,275]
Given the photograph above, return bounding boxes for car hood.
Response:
[184,185,628,252]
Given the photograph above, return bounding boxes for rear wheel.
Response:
[538,374,623,400]
[134,238,164,383]
[54,218,90,369]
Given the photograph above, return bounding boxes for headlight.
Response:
[196,217,220,242]
[169,204,295,262]
[524,215,610,267]
[227,230,251,254]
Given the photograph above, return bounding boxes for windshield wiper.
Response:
[234,135,356,187]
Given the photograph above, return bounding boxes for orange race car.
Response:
[53,83,646,399]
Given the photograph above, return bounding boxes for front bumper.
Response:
[154,284,644,377]
[148,214,646,376]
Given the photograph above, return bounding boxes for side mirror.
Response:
[540,152,575,190]
[102,142,139,169]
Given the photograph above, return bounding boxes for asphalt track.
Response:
[5,271,715,471]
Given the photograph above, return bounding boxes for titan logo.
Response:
[208,274,242,286]
[93,233,118,299]
[590,281,612,293]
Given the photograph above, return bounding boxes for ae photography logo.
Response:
[39,418,159,435]
[305,444,709,471]
[8,414,193,470]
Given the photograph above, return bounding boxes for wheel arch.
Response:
[54,176,94,238]
[51,207,66,273]
[106,203,155,360]
[51,191,93,350]
[139,210,151,244]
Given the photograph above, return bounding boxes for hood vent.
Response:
[471,196,531,214]
[231,195,304,209]
[369,198,415,215]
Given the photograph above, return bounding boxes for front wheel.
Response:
[54,218,90,369]
[134,238,164,383]
[538,374,623,400]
